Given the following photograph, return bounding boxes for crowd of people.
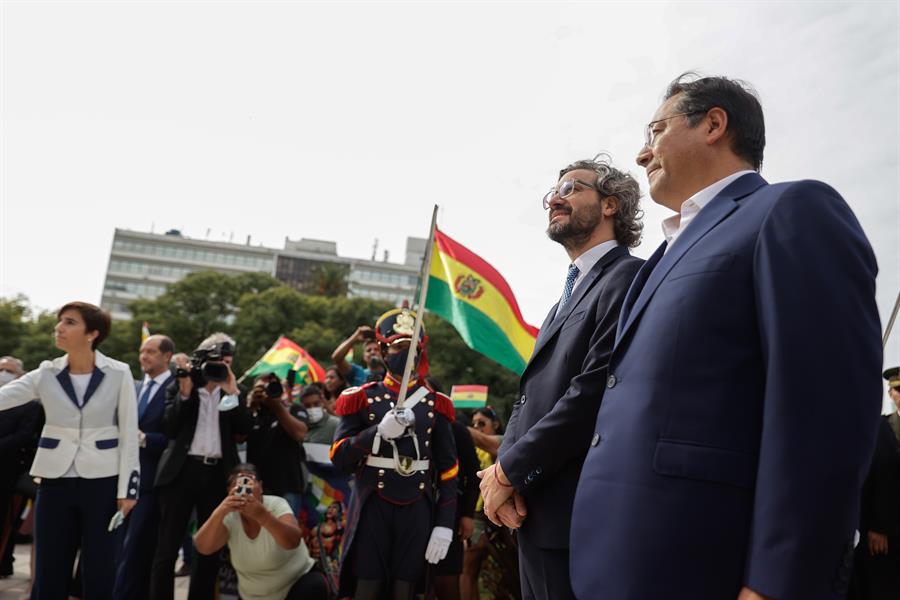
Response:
[0,301,514,600]
[1,71,898,600]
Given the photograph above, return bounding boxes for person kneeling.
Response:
[193,463,328,600]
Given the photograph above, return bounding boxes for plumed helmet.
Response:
[374,308,426,348]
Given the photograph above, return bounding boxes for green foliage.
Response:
[306,263,349,297]
[1,270,522,419]
[0,295,30,358]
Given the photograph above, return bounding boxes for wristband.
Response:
[494,463,513,487]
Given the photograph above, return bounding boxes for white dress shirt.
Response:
[62,373,93,477]
[189,386,223,458]
[662,170,756,251]
[571,239,620,293]
[139,370,172,407]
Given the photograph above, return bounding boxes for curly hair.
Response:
[559,154,644,248]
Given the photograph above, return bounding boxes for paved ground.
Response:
[0,543,190,599]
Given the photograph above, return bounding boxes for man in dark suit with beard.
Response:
[478,155,644,600]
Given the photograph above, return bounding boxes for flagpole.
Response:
[884,288,900,350]
[396,205,439,408]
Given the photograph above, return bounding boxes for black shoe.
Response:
[174,563,191,577]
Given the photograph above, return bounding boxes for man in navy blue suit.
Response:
[479,156,644,600]
[570,74,883,600]
[114,334,176,600]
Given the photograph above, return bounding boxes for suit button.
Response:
[606,374,617,389]
[591,433,601,447]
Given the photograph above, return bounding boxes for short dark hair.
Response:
[559,154,644,248]
[474,405,504,435]
[664,72,766,171]
[57,302,111,350]
[154,335,175,356]
[299,384,324,400]
[227,463,260,487]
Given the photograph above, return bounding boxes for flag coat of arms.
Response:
[426,228,538,375]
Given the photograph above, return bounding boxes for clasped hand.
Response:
[477,462,527,529]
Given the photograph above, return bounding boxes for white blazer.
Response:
[0,351,140,500]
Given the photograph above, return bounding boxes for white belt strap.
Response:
[365,456,430,471]
[401,386,429,410]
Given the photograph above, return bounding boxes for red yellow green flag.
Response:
[450,384,489,408]
[244,336,326,384]
[426,228,538,375]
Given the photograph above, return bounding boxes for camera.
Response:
[264,378,283,399]
[361,329,376,341]
[234,475,253,497]
[183,342,234,387]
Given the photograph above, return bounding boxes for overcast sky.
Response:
[1,1,898,403]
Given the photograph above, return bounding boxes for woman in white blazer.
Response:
[0,301,139,600]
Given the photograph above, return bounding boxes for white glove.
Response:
[425,526,454,564]
[377,408,415,440]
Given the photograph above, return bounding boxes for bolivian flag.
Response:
[426,229,538,375]
[244,336,326,384]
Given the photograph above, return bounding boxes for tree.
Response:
[307,263,349,297]
[0,295,30,358]
[129,270,282,357]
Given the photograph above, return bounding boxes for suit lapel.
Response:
[81,368,105,408]
[616,173,766,345]
[616,242,666,343]
[526,245,628,370]
[56,368,79,409]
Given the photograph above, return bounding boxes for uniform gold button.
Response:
[369,413,375,421]
[378,482,385,489]
[367,398,374,404]
[425,440,430,446]
[418,483,425,490]
[428,412,434,419]
[428,400,434,406]
[378,469,385,476]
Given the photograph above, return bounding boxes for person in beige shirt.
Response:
[193,463,328,600]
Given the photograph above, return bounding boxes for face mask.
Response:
[308,406,325,424]
[385,347,418,377]
[0,371,16,387]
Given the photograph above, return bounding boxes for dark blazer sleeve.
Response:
[744,181,882,598]
[163,382,197,439]
[861,418,900,536]
[500,261,640,491]
[228,386,253,438]
[453,421,480,519]
[0,401,41,454]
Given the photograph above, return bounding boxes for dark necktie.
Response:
[138,380,156,420]
[555,264,580,318]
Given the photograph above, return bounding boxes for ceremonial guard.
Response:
[330,308,458,600]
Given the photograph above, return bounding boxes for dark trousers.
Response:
[113,489,160,600]
[285,567,330,600]
[149,459,226,600]
[852,535,900,600]
[517,539,575,600]
[30,477,117,600]
[354,495,430,583]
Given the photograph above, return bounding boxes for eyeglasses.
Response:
[542,178,599,209]
[472,420,489,428]
[644,110,704,148]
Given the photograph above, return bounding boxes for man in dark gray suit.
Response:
[479,155,644,600]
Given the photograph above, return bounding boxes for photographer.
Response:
[330,326,386,386]
[246,373,309,514]
[149,333,253,600]
[194,463,328,600]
